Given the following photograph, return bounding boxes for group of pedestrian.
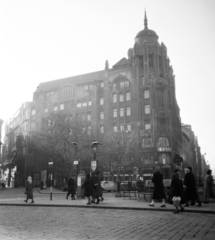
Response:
[149,166,215,214]
[23,167,214,210]
[82,171,103,205]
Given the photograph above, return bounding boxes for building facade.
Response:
[30,13,182,180]
[1,103,31,186]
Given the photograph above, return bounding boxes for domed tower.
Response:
[128,11,182,179]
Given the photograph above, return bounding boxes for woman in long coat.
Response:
[82,173,93,205]
[24,176,34,203]
[149,167,166,207]
[92,172,100,204]
[184,167,201,207]
[169,169,184,214]
[203,169,215,203]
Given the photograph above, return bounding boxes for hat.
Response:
[187,167,192,172]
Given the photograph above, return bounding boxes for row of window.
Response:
[112,80,130,91]
[31,90,150,115]
[32,104,149,121]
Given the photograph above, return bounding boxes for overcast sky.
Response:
[0,0,215,169]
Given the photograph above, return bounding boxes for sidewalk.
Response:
[0,187,215,214]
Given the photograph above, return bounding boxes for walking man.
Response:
[66,175,76,200]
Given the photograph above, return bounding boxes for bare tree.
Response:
[28,112,92,187]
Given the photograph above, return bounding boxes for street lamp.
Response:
[91,140,102,172]
[48,161,53,200]
[72,142,79,177]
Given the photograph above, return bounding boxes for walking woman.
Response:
[203,169,215,204]
[149,166,166,207]
[24,176,34,203]
[170,169,184,214]
[183,167,201,207]
[82,173,93,205]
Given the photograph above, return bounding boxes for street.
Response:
[0,206,215,240]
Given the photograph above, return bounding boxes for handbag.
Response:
[172,196,181,207]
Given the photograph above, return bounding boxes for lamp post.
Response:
[91,140,102,172]
[72,142,79,177]
[48,161,53,200]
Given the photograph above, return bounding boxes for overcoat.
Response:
[82,179,93,197]
[67,178,76,195]
[25,181,33,199]
[152,171,166,200]
[184,172,199,201]
[169,174,185,204]
[203,174,215,199]
[93,175,100,198]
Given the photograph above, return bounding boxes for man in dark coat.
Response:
[149,166,166,207]
[82,173,93,205]
[66,175,76,200]
[184,167,201,207]
[96,171,104,202]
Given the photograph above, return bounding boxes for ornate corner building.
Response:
[30,12,182,180]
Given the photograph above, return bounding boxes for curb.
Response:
[0,203,215,214]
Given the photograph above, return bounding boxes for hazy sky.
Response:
[0,0,215,168]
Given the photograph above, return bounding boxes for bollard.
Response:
[50,173,52,201]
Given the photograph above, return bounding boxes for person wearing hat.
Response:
[183,167,201,207]
[169,169,185,214]
[149,166,166,207]
[203,169,215,204]
[66,174,76,200]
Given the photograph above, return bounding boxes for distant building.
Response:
[2,103,31,186]
[0,118,4,180]
[30,12,182,179]
[182,124,203,177]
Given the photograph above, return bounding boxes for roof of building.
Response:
[112,57,129,68]
[37,70,104,92]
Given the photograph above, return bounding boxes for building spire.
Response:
[144,9,148,29]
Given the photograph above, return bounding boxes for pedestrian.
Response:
[203,169,215,204]
[96,171,104,202]
[169,169,185,214]
[24,176,34,203]
[82,173,93,205]
[66,175,76,200]
[183,167,201,207]
[149,166,166,207]
[90,172,96,203]
[93,171,100,204]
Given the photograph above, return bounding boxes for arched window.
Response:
[157,137,169,147]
